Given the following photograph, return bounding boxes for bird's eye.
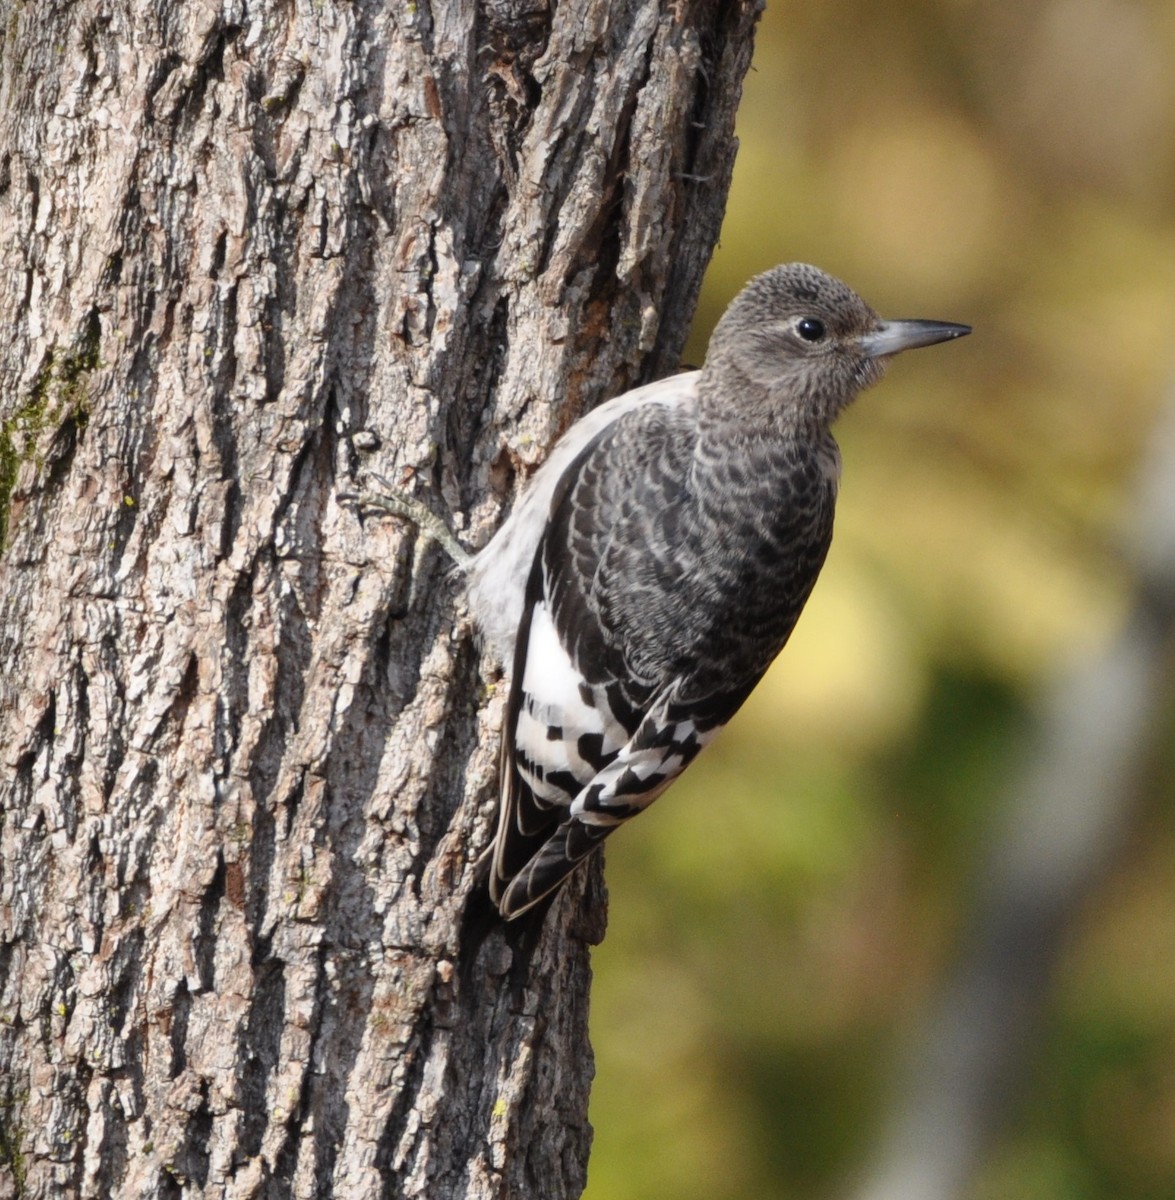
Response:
[796,318,826,342]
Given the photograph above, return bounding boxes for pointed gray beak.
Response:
[859,319,971,358]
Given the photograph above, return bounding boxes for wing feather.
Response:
[466,373,700,663]
[490,396,710,915]
[496,693,719,918]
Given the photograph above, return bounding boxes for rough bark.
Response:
[0,1,760,1197]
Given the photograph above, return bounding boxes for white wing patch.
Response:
[498,695,721,917]
[519,603,596,732]
[513,598,629,809]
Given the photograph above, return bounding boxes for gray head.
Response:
[702,263,970,429]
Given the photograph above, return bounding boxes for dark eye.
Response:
[796,318,826,342]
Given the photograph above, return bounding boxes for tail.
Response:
[493,812,613,920]
[489,753,614,920]
[458,873,555,1000]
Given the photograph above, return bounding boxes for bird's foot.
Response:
[341,474,474,609]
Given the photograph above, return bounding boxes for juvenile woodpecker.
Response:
[365,264,970,919]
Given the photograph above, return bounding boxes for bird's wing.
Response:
[490,395,747,916]
[489,411,650,911]
[465,372,701,664]
[494,689,720,918]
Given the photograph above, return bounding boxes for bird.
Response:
[352,263,970,920]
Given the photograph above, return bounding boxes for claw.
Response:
[341,476,474,611]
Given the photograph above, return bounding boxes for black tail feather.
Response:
[498,816,611,920]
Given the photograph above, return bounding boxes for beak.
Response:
[859,319,971,358]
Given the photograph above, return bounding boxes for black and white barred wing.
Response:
[492,688,716,918]
[489,393,706,918]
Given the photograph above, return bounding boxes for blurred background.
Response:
[585,2,1175,1198]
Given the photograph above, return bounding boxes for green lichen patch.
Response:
[0,313,100,552]
[0,1112,26,1194]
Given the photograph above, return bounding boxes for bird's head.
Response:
[702,263,970,430]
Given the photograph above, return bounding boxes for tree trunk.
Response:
[0,1,760,1196]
